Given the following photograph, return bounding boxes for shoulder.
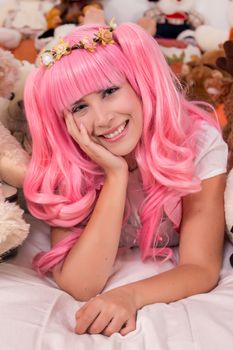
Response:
[194,121,228,180]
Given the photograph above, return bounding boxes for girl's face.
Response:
[70,81,143,156]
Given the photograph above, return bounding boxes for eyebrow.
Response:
[71,89,104,107]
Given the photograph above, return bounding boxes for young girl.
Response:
[23,22,227,337]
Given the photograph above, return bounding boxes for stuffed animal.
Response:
[0,187,29,262]
[0,48,30,261]
[180,48,233,107]
[195,0,233,52]
[35,23,76,60]
[137,0,203,68]
[215,40,233,249]
[36,1,105,51]
[0,28,22,50]
[0,0,54,39]
[45,0,103,29]
[216,41,233,169]
[0,48,30,185]
[140,0,204,40]
[0,0,54,60]
[0,59,34,155]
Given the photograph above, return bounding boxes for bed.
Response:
[0,214,233,350]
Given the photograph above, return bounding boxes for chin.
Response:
[111,145,137,157]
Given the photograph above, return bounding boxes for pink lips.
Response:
[100,121,127,136]
[101,121,129,143]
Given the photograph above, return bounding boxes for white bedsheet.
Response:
[0,215,233,350]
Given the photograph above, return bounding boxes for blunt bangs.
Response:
[43,42,127,116]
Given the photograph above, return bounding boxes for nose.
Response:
[92,104,114,133]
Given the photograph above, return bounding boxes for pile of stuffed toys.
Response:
[0,48,30,261]
[1,0,233,264]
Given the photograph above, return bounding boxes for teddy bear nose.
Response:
[17,100,24,109]
[9,92,15,101]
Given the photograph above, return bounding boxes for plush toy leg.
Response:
[0,192,30,260]
[0,122,29,188]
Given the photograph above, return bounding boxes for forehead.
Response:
[49,54,126,112]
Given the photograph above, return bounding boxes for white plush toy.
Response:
[0,48,30,261]
[0,28,22,50]
[35,23,76,54]
[195,0,233,52]
[0,59,34,155]
[138,0,203,63]
[0,180,30,261]
[143,0,204,40]
[0,0,54,38]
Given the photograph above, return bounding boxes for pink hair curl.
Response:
[24,23,216,273]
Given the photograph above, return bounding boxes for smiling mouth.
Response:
[101,121,129,139]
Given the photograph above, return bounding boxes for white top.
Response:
[120,122,228,248]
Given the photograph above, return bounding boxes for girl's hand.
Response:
[75,287,137,337]
[65,112,128,176]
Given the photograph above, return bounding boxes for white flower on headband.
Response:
[40,51,55,67]
[109,17,117,30]
[40,38,71,68]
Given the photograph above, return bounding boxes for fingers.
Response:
[119,318,137,336]
[64,111,82,142]
[87,312,113,334]
[80,312,136,337]
[74,296,137,337]
[79,122,91,147]
[75,303,100,335]
[102,316,129,337]
[64,112,92,152]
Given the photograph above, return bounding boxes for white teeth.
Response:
[103,121,127,139]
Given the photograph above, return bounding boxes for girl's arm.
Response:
[121,173,226,308]
[51,113,129,301]
[52,169,128,301]
[75,173,226,336]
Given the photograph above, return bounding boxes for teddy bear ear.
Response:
[216,40,233,76]
[230,253,233,267]
[223,40,233,58]
[216,56,228,72]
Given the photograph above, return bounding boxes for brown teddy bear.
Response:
[217,40,233,259]
[180,48,233,107]
[216,41,233,170]
[46,0,104,29]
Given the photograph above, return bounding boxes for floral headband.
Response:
[40,19,117,68]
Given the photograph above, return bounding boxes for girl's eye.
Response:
[71,104,87,114]
[103,86,119,98]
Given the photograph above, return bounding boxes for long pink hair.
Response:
[24,23,216,274]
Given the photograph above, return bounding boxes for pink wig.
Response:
[24,23,216,274]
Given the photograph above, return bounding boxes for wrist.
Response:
[105,167,129,183]
[119,283,142,310]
